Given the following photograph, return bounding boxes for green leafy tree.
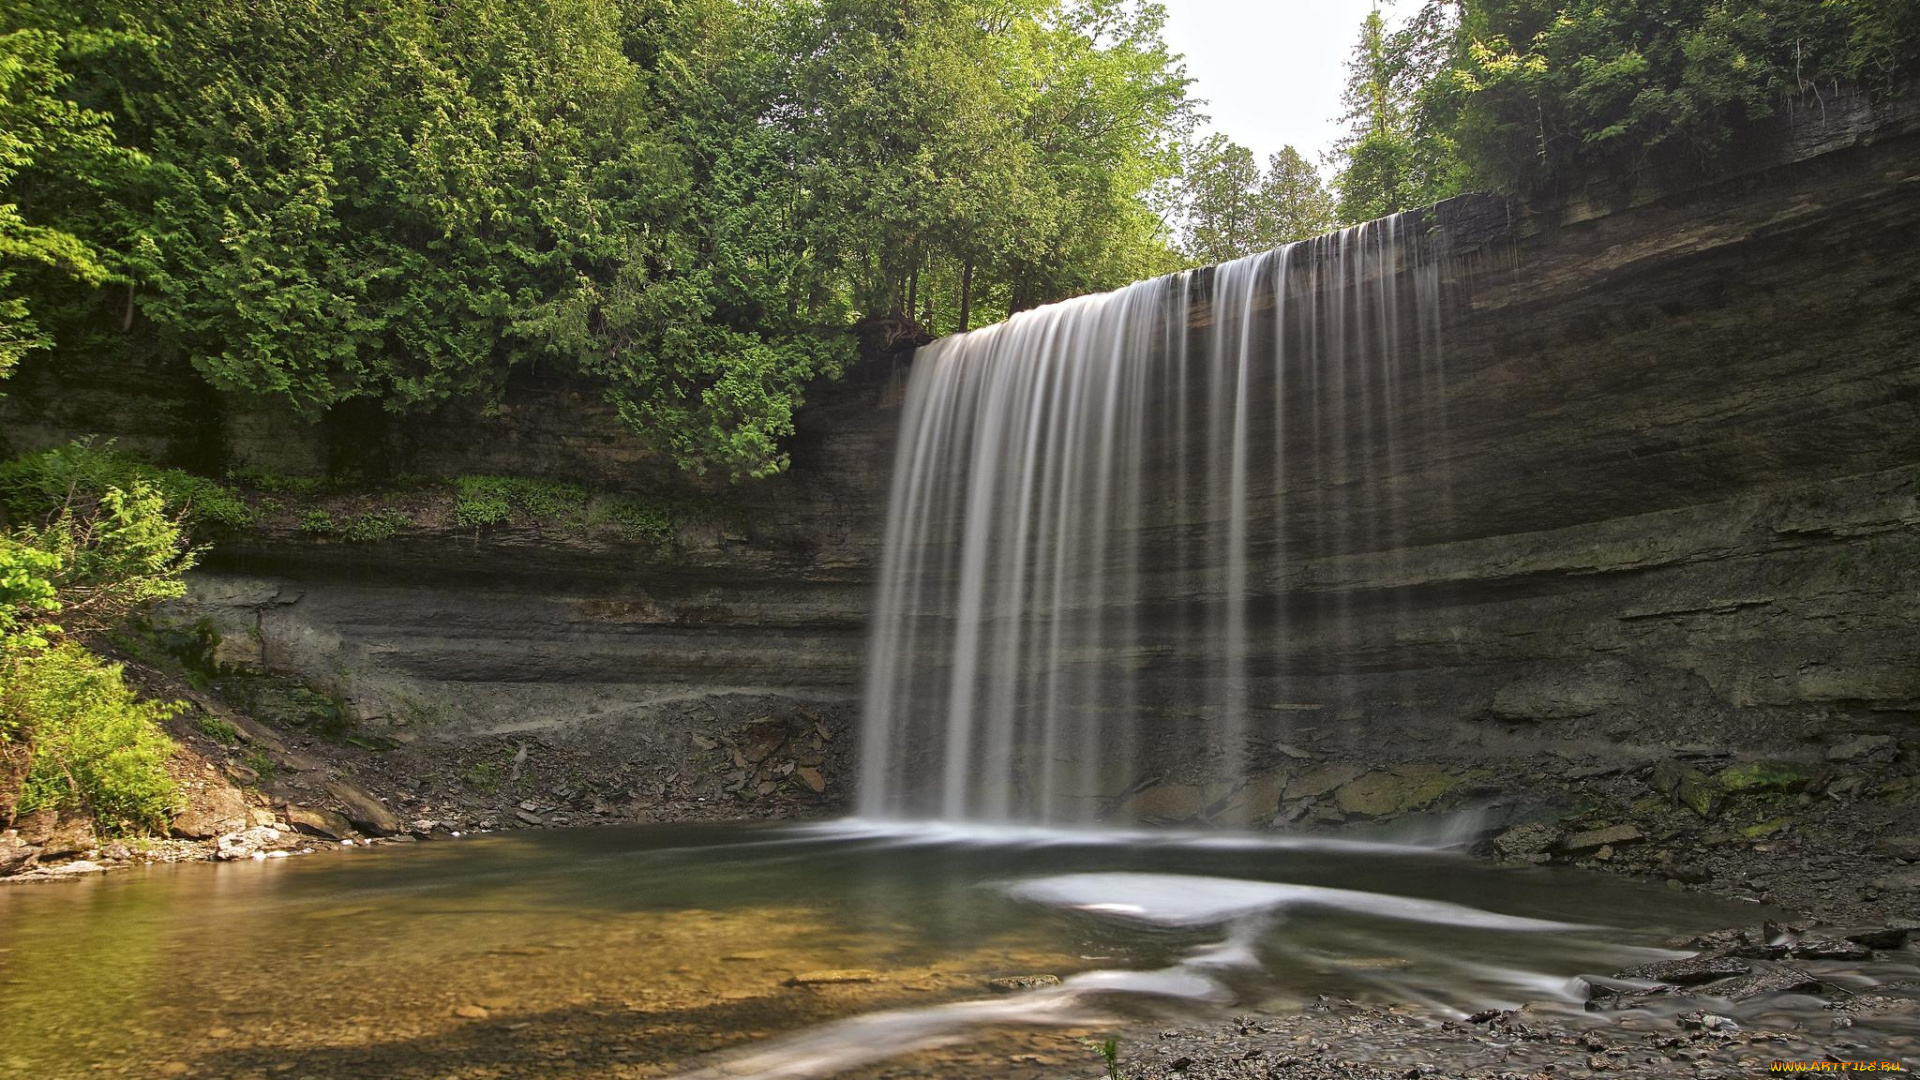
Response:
[0,13,140,380]
[1332,3,1465,223]
[1435,0,1920,193]
[1180,136,1334,263]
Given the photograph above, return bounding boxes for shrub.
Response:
[4,642,181,833]
[195,714,239,745]
[451,477,511,527]
[0,441,254,531]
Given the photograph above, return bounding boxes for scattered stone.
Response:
[987,974,1062,993]
[285,804,355,840]
[1561,824,1643,853]
[787,970,884,986]
[1677,1012,1740,1033]
[515,809,546,826]
[1614,956,1752,985]
[795,766,826,794]
[1827,735,1898,764]
[325,780,401,836]
[453,1005,490,1019]
[214,827,298,861]
[40,859,106,878]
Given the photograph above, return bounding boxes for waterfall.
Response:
[859,215,1449,825]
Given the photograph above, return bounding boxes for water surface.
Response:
[0,822,1841,1078]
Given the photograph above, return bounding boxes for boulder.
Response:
[170,786,252,840]
[325,779,401,836]
[16,810,96,859]
[1492,823,1561,862]
[0,831,33,874]
[1651,761,1723,818]
[285,804,356,840]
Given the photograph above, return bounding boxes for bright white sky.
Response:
[1160,0,1400,172]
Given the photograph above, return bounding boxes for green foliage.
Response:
[0,448,198,836]
[225,467,323,498]
[1180,138,1335,263]
[4,641,180,833]
[451,477,512,528]
[1418,0,1920,195]
[0,15,143,382]
[296,507,410,542]
[1332,5,1467,223]
[240,745,277,788]
[0,441,254,531]
[4,479,197,639]
[194,714,238,746]
[1084,1036,1120,1080]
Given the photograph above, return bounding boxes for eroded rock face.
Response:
[1,115,1916,784]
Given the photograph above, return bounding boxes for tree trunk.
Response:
[907,254,920,323]
[958,259,974,333]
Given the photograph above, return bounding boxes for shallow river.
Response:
[0,821,1898,1078]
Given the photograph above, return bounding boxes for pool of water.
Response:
[0,820,1880,1078]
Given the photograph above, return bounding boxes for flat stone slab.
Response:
[1561,824,1643,852]
[1614,955,1752,985]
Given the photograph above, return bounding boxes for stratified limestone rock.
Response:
[1130,782,1234,823]
[1561,824,1644,853]
[285,804,356,840]
[326,780,401,836]
[1333,766,1461,819]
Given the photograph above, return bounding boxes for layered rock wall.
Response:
[3,101,1916,788]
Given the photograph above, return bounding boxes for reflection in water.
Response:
[0,822,1908,1079]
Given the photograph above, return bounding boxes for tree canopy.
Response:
[4,0,1917,473]
[1,0,1201,477]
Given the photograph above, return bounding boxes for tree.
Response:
[1179,137,1334,264]
[0,15,139,381]
[1331,3,1464,223]
[1435,0,1920,194]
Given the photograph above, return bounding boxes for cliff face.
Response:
[3,101,1916,790]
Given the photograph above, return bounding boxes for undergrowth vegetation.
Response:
[0,455,198,833]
